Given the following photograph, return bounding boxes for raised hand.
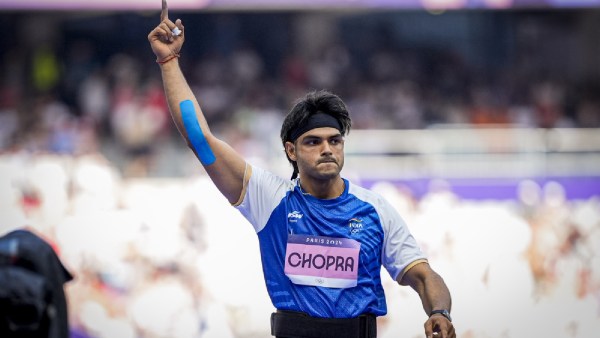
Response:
[148,0,185,63]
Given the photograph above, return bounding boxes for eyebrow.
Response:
[302,131,342,140]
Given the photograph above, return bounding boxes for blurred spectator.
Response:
[110,86,168,177]
[78,68,111,134]
[0,86,19,149]
[530,81,574,129]
[32,44,60,94]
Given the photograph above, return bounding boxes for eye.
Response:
[330,137,344,145]
[304,138,320,146]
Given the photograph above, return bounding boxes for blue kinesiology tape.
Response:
[180,100,216,165]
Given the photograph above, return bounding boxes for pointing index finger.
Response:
[161,0,168,22]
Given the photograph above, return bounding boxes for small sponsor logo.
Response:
[288,210,303,222]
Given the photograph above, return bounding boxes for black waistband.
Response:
[271,310,377,338]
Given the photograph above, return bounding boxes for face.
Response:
[285,127,345,181]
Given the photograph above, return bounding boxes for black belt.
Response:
[271,310,377,338]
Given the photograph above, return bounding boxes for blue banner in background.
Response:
[362,176,600,201]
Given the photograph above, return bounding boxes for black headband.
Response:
[289,112,342,142]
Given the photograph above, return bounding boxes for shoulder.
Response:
[248,164,295,192]
[348,182,394,211]
[235,165,296,233]
[237,164,295,210]
[347,181,411,234]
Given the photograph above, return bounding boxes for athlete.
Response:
[148,1,455,337]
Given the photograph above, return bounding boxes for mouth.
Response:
[318,158,337,165]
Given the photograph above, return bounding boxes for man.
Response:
[148,2,455,337]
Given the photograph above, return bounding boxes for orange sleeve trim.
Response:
[397,258,429,283]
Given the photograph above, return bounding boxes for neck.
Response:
[299,176,345,199]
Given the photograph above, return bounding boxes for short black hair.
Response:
[280,90,352,178]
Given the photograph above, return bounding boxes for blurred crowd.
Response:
[1,9,600,338]
[2,11,600,177]
[0,152,598,337]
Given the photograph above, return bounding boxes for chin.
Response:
[318,170,341,180]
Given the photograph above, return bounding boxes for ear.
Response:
[285,141,297,161]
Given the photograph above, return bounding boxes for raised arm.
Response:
[148,0,247,204]
[398,262,456,338]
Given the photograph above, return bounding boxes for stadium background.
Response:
[1,0,599,337]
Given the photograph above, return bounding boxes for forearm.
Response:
[418,270,452,314]
[399,262,452,314]
[159,59,211,142]
[158,57,247,202]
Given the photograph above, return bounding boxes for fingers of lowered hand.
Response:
[434,323,456,338]
[425,318,455,338]
[424,318,436,338]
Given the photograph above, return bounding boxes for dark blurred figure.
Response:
[0,229,73,338]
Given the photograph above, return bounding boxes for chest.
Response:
[283,197,384,249]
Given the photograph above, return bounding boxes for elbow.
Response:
[186,133,217,166]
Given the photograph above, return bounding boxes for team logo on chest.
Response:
[348,218,364,235]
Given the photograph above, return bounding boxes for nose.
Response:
[320,140,333,155]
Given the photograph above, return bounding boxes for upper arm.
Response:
[200,137,248,204]
[234,165,293,233]
[397,260,432,288]
[377,196,428,281]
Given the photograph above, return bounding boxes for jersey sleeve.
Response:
[234,165,293,233]
[378,198,428,281]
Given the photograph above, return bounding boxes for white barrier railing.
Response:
[339,127,600,179]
